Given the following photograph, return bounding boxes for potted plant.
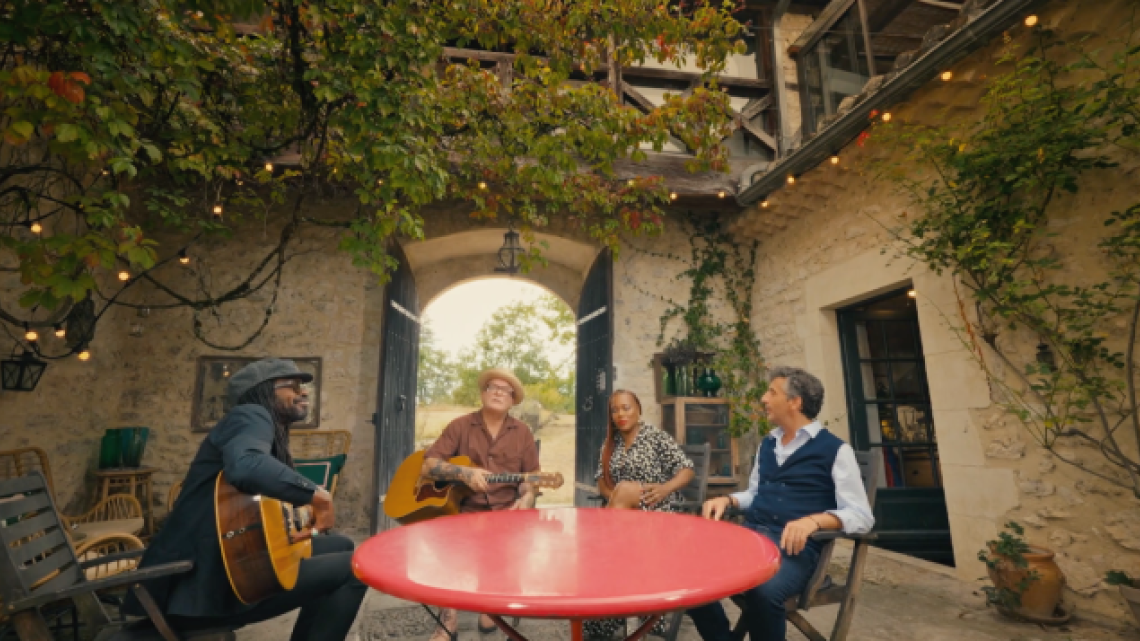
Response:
[978,522,1068,623]
[1105,570,1140,626]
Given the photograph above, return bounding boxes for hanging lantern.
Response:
[494,228,525,275]
[64,298,97,348]
[1035,342,1055,371]
[1,349,47,392]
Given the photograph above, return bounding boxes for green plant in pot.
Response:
[1105,570,1140,626]
[978,522,1067,623]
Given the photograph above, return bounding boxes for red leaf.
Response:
[69,72,91,85]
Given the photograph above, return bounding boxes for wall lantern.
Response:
[1,348,47,392]
[494,227,525,275]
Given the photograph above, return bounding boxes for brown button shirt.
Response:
[424,411,541,512]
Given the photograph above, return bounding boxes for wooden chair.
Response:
[0,447,144,540]
[667,450,881,641]
[0,472,197,641]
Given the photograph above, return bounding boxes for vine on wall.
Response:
[629,213,769,437]
[872,24,1140,497]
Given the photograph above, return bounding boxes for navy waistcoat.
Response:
[745,428,843,533]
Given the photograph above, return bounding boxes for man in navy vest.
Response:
[687,366,874,640]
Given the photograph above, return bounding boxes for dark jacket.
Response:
[124,405,318,618]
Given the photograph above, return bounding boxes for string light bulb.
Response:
[786,174,796,185]
[53,324,65,338]
[669,192,678,201]
[830,154,840,165]
[882,112,893,122]
[1024,15,1038,27]
[941,71,953,81]
[78,348,91,361]
[377,178,384,186]
[30,222,42,234]
[718,190,726,198]
[178,249,190,265]
[23,323,37,342]
[212,204,223,217]
[627,180,635,187]
[118,270,130,282]
[761,199,769,208]
[907,288,917,298]
[264,162,273,172]
[478,181,488,190]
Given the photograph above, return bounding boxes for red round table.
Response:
[352,507,780,641]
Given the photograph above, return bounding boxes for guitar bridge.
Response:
[222,522,263,539]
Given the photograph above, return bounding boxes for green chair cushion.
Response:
[295,454,347,489]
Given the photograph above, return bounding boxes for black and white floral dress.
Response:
[594,422,694,512]
[585,422,693,640]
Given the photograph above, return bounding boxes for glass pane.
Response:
[870,362,891,400]
[895,405,933,443]
[875,403,900,442]
[685,403,728,425]
[801,5,871,132]
[863,404,883,444]
[901,448,939,488]
[880,446,905,488]
[864,320,887,358]
[685,426,729,450]
[891,361,923,399]
[710,452,734,478]
[884,320,917,357]
[662,404,676,433]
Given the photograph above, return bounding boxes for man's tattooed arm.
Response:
[422,458,473,483]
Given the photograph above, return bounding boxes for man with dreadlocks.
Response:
[123,358,366,640]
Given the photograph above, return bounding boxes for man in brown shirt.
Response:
[421,367,540,639]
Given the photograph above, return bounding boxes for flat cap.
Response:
[227,358,313,405]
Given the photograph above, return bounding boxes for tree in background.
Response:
[417,320,457,406]
[451,294,574,413]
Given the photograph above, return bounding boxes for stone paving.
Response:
[233,542,1138,641]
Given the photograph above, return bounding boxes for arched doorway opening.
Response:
[370,230,612,532]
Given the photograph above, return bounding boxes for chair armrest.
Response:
[66,494,143,525]
[78,548,146,570]
[810,530,878,542]
[9,560,194,612]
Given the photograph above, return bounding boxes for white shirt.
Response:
[731,422,875,535]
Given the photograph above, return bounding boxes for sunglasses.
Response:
[274,380,305,393]
[484,384,515,398]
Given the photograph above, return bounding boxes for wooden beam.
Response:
[440,48,771,91]
[740,96,773,121]
[731,116,778,153]
[620,82,657,114]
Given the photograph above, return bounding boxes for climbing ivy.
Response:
[630,213,769,437]
[872,24,1140,497]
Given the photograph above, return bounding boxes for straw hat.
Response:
[476,368,525,406]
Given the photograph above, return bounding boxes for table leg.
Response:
[622,615,662,641]
[487,615,528,641]
[570,619,583,641]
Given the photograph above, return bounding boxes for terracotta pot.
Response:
[985,544,1066,620]
[1120,583,1140,626]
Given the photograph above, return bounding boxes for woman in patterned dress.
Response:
[585,390,695,640]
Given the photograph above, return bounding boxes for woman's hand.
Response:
[640,483,670,507]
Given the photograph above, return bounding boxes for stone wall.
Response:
[729,0,1140,623]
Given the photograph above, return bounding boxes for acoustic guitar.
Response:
[383,450,564,525]
[215,473,314,604]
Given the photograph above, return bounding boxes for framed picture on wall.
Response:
[191,356,323,432]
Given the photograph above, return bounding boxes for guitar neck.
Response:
[486,474,533,484]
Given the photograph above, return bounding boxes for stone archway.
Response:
[404,228,599,310]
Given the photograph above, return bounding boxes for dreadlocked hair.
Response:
[237,379,295,468]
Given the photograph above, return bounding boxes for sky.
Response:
[421,279,574,362]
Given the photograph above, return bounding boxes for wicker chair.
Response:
[0,447,144,540]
